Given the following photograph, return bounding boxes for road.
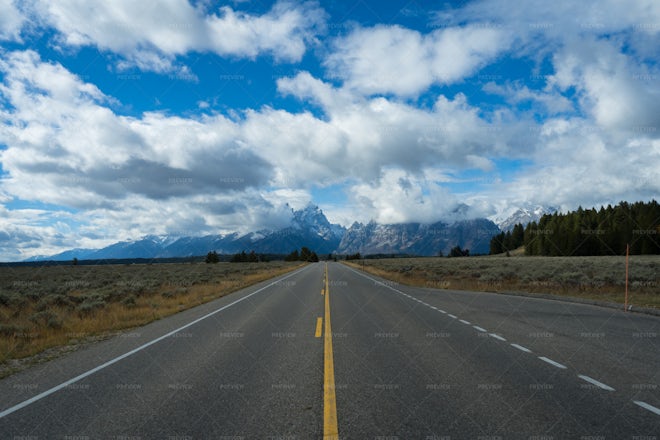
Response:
[1,262,658,438]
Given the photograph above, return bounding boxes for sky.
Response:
[0,0,659,261]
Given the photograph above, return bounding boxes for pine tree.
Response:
[206,251,220,263]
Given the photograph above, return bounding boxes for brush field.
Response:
[0,261,302,372]
[345,255,659,308]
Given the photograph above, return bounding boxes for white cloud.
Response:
[0,0,25,41]
[205,1,325,62]
[34,0,326,71]
[324,24,510,96]
[483,81,574,115]
[274,72,516,186]
[346,169,482,225]
[549,37,660,132]
[0,205,79,261]
[0,50,273,212]
[450,0,660,44]
[480,116,660,214]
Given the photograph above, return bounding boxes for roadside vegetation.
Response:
[344,255,659,308]
[0,261,302,371]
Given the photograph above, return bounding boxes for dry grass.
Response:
[0,262,303,367]
[344,255,659,308]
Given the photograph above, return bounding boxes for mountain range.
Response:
[27,204,554,261]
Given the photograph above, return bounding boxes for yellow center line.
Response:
[323,263,339,439]
[315,317,323,338]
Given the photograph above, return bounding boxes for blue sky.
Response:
[0,0,659,260]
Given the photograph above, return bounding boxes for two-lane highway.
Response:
[1,262,658,438]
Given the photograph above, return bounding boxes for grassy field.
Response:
[345,255,659,308]
[0,261,303,370]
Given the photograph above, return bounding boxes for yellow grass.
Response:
[0,262,303,369]
[344,255,660,309]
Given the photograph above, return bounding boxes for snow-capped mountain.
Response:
[492,205,558,232]
[29,204,505,261]
[34,205,347,261]
[337,218,500,256]
[290,204,346,242]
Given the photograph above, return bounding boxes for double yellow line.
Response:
[323,263,339,439]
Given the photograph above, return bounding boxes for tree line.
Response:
[285,247,319,262]
[205,250,269,263]
[490,224,525,255]
[490,200,659,256]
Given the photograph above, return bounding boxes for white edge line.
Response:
[0,265,310,419]
[578,374,615,391]
[344,264,441,312]
[511,343,532,353]
[489,333,506,341]
[539,356,567,369]
[344,265,509,352]
[633,401,660,416]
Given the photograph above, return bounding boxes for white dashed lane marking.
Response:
[578,375,615,391]
[539,356,567,369]
[345,265,659,418]
[511,343,532,353]
[633,401,660,416]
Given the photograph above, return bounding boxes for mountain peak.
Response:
[493,205,558,231]
[290,204,345,241]
[337,218,500,255]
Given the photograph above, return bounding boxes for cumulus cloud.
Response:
[0,205,79,261]
[346,169,470,224]
[0,50,273,210]
[549,37,660,132]
[34,0,326,71]
[324,24,510,96]
[472,115,660,221]
[274,71,517,185]
[423,0,660,217]
[446,0,660,50]
[0,0,25,41]
[483,81,575,115]
[512,118,660,206]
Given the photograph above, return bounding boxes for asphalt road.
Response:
[1,261,658,439]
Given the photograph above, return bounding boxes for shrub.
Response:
[76,300,106,316]
[29,310,62,328]
[121,295,137,307]
[161,287,188,299]
[0,291,28,309]
[0,324,26,337]
[36,294,72,311]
